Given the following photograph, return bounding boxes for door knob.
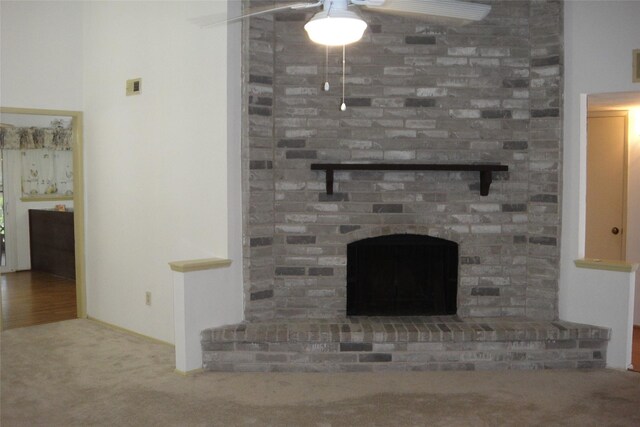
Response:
[611,227,620,235]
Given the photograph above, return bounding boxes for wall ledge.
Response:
[574,258,639,273]
[169,257,232,273]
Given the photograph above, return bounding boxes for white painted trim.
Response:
[578,93,588,259]
[87,316,174,347]
[174,368,204,376]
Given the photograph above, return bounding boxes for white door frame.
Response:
[1,150,20,273]
[0,107,86,318]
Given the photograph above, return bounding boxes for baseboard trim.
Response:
[86,316,174,347]
[174,368,204,376]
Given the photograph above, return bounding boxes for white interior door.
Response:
[585,111,628,260]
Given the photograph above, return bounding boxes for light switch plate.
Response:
[126,78,142,96]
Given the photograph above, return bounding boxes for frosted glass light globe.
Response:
[304,9,367,46]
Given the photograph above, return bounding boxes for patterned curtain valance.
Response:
[0,126,72,150]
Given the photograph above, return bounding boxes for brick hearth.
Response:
[202,317,609,372]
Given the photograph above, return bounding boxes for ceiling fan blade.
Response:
[191,1,321,28]
[362,0,491,22]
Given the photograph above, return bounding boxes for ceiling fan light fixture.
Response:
[304,9,367,46]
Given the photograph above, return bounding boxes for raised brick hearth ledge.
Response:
[201,317,609,372]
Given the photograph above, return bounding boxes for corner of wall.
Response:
[242,5,277,321]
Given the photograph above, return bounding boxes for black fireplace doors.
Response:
[347,234,458,316]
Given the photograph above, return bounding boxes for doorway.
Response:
[0,107,85,330]
[586,93,640,372]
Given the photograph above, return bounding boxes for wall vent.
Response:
[126,78,142,96]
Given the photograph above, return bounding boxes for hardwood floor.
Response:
[1,270,76,330]
[632,325,640,373]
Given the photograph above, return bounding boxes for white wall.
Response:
[82,1,231,343]
[628,110,640,324]
[226,1,244,317]
[0,1,82,271]
[561,1,640,368]
[2,1,242,344]
[0,1,83,109]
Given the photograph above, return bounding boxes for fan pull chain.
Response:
[340,44,347,112]
[323,45,330,92]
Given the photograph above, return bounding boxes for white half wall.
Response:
[567,267,635,369]
[83,1,231,343]
[561,1,640,368]
[172,260,242,373]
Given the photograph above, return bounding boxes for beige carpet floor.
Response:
[1,319,639,426]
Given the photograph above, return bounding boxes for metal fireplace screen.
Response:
[347,234,458,316]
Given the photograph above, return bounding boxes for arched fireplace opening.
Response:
[347,234,458,316]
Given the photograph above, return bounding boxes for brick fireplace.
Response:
[243,0,562,322]
[200,0,610,372]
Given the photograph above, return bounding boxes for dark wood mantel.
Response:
[310,163,509,196]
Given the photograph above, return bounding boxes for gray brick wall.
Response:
[242,0,563,321]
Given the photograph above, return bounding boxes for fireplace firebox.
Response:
[346,234,458,316]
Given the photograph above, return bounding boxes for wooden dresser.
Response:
[29,209,75,280]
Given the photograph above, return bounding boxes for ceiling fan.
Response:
[194,0,492,46]
[194,0,491,111]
